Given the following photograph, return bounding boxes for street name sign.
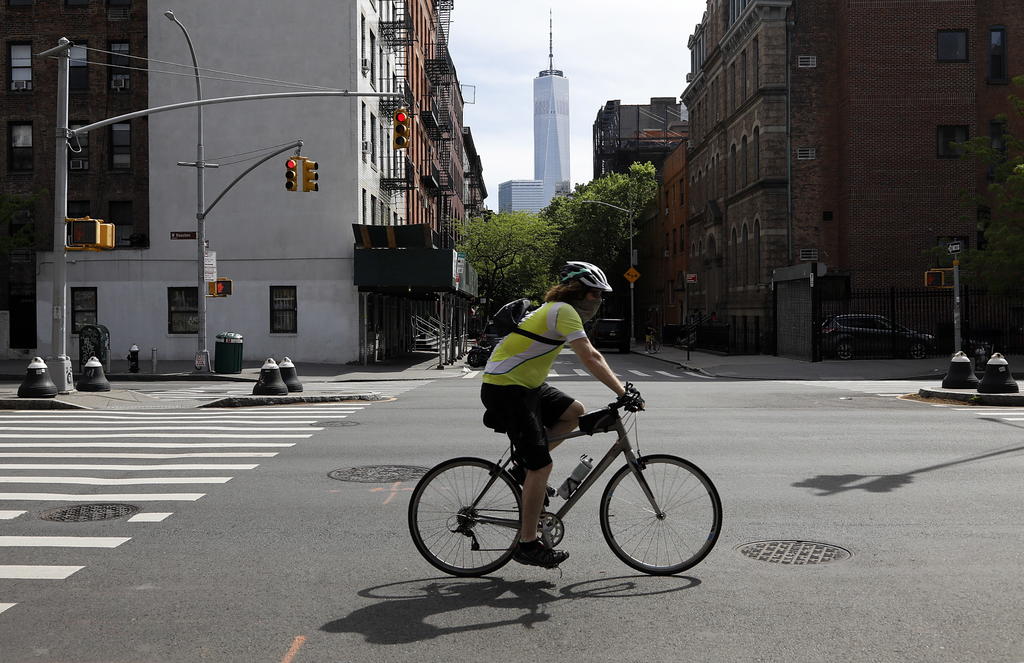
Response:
[170,231,197,240]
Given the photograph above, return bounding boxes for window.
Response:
[741,136,748,187]
[9,0,34,6]
[107,0,131,6]
[8,122,32,171]
[270,286,297,333]
[70,287,97,334]
[69,122,89,170]
[69,44,87,91]
[109,41,130,90]
[108,200,133,246]
[752,37,759,90]
[9,43,32,90]
[370,113,378,165]
[361,189,367,224]
[369,31,377,90]
[753,127,760,179]
[937,30,968,62]
[65,0,89,5]
[370,194,377,224]
[989,27,1007,82]
[110,122,131,168]
[167,287,198,334]
[67,200,90,218]
[937,125,968,158]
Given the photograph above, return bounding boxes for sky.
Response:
[447,1,707,206]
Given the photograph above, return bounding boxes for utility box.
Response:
[214,332,244,374]
[77,324,110,371]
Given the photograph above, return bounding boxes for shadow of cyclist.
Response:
[321,575,699,644]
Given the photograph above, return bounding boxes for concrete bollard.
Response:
[18,357,58,398]
[977,353,1019,394]
[76,356,111,392]
[941,351,979,389]
[279,357,303,393]
[252,358,289,395]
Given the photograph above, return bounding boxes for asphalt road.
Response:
[1,351,1022,662]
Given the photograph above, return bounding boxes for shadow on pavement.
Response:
[321,575,700,644]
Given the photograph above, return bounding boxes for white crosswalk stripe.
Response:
[0,401,373,619]
[134,380,431,400]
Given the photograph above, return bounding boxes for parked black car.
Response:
[821,314,936,360]
[588,318,630,354]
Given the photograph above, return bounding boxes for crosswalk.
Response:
[462,368,714,380]
[133,379,433,401]
[779,380,928,397]
[0,404,367,618]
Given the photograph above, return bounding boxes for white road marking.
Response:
[628,370,651,377]
[0,566,83,580]
[0,442,294,448]
[547,371,560,377]
[0,511,26,520]
[685,371,717,379]
[574,369,588,376]
[0,536,131,548]
[0,426,321,432]
[0,603,15,615]
[0,476,232,485]
[0,463,256,471]
[0,493,205,501]
[463,371,479,379]
[127,513,172,523]
[0,418,338,424]
[0,453,277,459]
[655,371,678,377]
[0,434,312,439]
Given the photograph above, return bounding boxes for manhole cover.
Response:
[40,503,140,522]
[737,540,851,565]
[319,420,361,428]
[328,465,429,483]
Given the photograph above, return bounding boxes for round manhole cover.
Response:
[319,420,361,428]
[737,540,851,565]
[328,465,429,483]
[40,503,140,522]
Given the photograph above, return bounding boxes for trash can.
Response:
[214,332,244,374]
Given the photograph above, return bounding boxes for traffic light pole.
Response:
[953,258,962,354]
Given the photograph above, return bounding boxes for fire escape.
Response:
[424,0,457,249]
[379,0,416,196]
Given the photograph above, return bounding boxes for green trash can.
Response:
[214,332,244,374]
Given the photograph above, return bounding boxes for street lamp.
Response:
[164,10,211,372]
[576,199,636,346]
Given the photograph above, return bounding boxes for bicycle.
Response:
[407,391,722,577]
[644,333,662,354]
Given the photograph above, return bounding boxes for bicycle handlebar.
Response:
[610,382,645,412]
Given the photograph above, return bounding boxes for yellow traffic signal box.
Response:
[207,278,233,297]
[392,108,411,149]
[285,157,300,191]
[301,158,319,192]
[66,217,115,250]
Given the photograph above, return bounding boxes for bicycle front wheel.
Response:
[408,457,521,577]
[599,454,722,575]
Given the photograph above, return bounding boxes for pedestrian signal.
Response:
[207,278,233,297]
[66,217,115,251]
[285,157,299,192]
[924,269,952,288]
[392,108,411,150]
[301,157,319,192]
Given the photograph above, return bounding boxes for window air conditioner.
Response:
[361,140,372,154]
[69,158,88,170]
[361,58,371,74]
[111,78,129,91]
[11,80,31,91]
[663,250,671,258]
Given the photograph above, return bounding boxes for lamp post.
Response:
[577,199,636,346]
[164,10,210,372]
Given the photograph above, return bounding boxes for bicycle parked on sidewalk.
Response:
[644,331,662,354]
[407,391,722,577]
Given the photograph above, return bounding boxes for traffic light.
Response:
[207,278,232,297]
[66,217,115,251]
[301,157,319,192]
[285,157,300,192]
[924,269,952,288]
[392,107,411,149]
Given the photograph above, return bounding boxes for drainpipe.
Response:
[786,1,796,265]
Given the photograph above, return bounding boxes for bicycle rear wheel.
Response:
[408,457,521,577]
[599,454,722,575]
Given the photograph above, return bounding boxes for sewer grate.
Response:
[737,540,851,565]
[328,465,429,483]
[40,503,140,522]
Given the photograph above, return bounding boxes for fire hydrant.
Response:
[127,344,140,373]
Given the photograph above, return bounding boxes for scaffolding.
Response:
[593,99,688,178]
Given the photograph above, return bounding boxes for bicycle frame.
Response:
[470,409,665,531]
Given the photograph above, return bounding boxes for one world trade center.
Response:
[534,13,569,206]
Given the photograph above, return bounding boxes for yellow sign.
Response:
[624,267,641,283]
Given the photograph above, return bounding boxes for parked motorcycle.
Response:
[466,342,492,368]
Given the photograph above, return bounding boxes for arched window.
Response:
[741,136,748,188]
[730,227,738,282]
[752,127,760,180]
[729,146,737,193]
[742,224,749,284]
[753,220,761,283]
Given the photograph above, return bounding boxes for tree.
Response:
[456,211,558,315]
[0,192,40,257]
[957,75,1024,293]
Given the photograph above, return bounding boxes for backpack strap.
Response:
[510,327,562,345]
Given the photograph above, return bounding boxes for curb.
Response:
[629,348,717,378]
[200,393,385,408]
[0,398,86,410]
[0,373,257,383]
[917,387,1024,406]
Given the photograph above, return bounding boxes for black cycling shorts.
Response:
[480,382,576,470]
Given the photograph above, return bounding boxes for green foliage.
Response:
[957,75,1024,293]
[456,211,558,315]
[0,192,40,256]
[541,162,659,275]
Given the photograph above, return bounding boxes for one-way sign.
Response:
[947,240,962,254]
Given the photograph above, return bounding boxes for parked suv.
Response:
[821,314,935,360]
[588,318,630,354]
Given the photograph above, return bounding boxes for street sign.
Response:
[686,273,698,284]
[170,231,197,240]
[947,241,962,255]
[204,251,217,281]
[624,267,641,283]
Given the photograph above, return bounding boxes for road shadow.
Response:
[794,434,1024,496]
[321,574,699,644]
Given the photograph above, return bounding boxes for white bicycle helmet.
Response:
[560,261,613,292]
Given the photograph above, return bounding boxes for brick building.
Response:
[680,0,1023,354]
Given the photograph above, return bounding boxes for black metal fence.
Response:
[816,287,1024,359]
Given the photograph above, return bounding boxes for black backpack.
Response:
[491,298,562,345]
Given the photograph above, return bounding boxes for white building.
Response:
[35,0,403,365]
[497,180,545,213]
[533,18,569,207]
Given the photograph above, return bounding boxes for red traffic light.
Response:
[286,159,297,169]
[395,111,408,123]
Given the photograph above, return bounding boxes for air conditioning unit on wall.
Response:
[11,80,32,91]
[361,58,371,75]
[111,78,129,91]
[69,158,88,170]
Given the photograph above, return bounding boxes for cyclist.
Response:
[480,261,642,569]
[644,324,657,353]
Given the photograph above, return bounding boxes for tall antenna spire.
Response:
[548,9,554,72]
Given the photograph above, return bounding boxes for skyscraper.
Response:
[534,12,570,206]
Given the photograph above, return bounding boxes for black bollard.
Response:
[941,351,979,389]
[252,358,289,395]
[18,357,58,398]
[279,357,303,393]
[977,353,1019,394]
[76,356,111,392]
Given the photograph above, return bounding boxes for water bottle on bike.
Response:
[556,454,594,499]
